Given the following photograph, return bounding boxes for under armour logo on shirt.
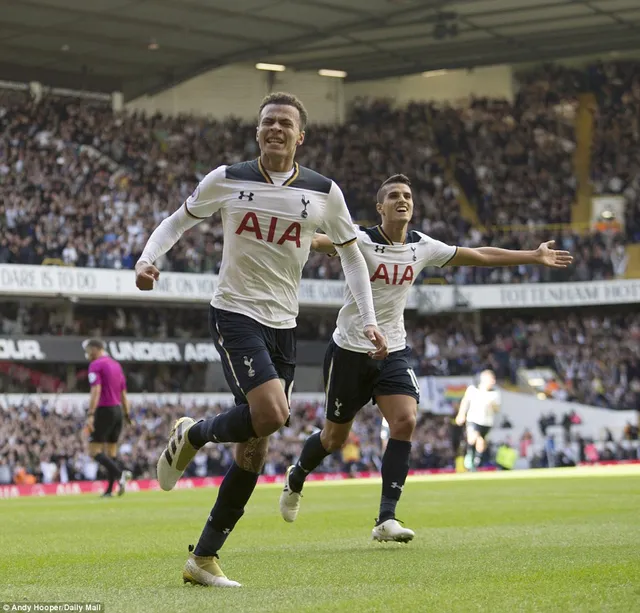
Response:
[239,191,254,201]
[411,246,417,262]
[301,195,310,218]
[334,399,342,417]
[375,245,385,253]
[243,356,255,378]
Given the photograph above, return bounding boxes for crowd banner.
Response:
[1,264,639,309]
[419,376,474,414]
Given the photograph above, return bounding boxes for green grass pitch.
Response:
[1,467,639,613]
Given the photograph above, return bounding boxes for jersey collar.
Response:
[377,224,403,245]
[257,158,300,186]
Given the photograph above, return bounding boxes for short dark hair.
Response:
[259,92,308,131]
[376,174,411,204]
[83,338,105,351]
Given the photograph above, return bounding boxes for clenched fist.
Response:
[135,262,160,291]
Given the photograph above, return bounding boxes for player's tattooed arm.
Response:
[311,233,338,256]
[234,437,270,473]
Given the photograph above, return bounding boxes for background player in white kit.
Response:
[134,92,387,587]
[280,174,573,542]
[456,370,501,471]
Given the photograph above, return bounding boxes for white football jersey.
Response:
[186,160,356,328]
[333,225,456,353]
[465,386,501,427]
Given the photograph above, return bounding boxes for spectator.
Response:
[0,399,458,483]
[0,76,630,283]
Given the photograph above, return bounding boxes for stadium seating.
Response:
[0,399,456,484]
[2,61,640,486]
[1,62,634,283]
[2,391,638,485]
[407,307,640,411]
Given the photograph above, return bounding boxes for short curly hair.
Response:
[259,92,308,131]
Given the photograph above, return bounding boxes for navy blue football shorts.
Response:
[209,306,295,407]
[323,339,420,424]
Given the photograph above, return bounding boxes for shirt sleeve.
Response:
[416,231,458,268]
[319,182,358,247]
[88,364,101,387]
[137,165,228,266]
[336,241,377,328]
[183,165,228,219]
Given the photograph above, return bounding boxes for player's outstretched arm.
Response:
[311,233,337,255]
[446,241,573,268]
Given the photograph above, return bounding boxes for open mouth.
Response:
[396,206,409,213]
[267,138,284,144]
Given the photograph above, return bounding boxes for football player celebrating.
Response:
[135,92,386,587]
[280,173,572,542]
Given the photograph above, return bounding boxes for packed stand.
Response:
[588,61,640,242]
[0,301,211,338]
[2,395,637,486]
[424,227,626,285]
[0,72,629,283]
[0,301,336,341]
[408,306,640,411]
[0,398,458,485]
[437,90,576,228]
[481,308,640,411]
[511,61,640,243]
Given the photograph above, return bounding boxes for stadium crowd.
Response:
[0,302,335,341]
[1,61,636,283]
[0,398,457,485]
[2,396,638,486]
[409,306,640,411]
[2,61,640,486]
[589,61,640,242]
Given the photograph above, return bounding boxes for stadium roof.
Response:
[1,0,640,99]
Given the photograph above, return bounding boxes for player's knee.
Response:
[388,412,417,441]
[321,426,349,452]
[476,437,487,452]
[251,401,289,436]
